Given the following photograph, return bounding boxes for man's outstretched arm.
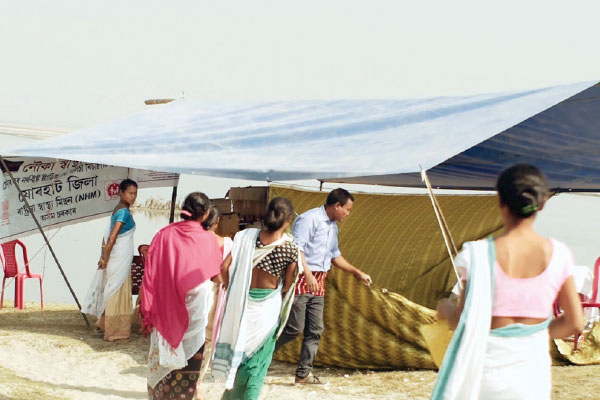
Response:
[332,256,372,286]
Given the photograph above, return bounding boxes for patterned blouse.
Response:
[255,238,299,277]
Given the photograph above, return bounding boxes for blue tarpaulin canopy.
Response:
[327,82,600,191]
[6,81,600,191]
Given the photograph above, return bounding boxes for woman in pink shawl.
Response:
[141,192,223,400]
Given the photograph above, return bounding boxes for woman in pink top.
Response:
[432,164,583,400]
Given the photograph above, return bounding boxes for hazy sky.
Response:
[1,0,599,131]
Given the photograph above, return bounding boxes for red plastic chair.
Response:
[572,257,600,350]
[0,240,44,310]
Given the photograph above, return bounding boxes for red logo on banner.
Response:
[105,181,120,200]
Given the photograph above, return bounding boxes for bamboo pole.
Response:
[169,186,178,224]
[421,168,462,290]
[144,99,175,105]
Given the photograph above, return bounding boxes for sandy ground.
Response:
[0,303,599,400]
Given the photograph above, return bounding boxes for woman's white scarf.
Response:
[147,280,214,388]
[431,238,494,400]
[212,228,302,389]
[82,223,135,317]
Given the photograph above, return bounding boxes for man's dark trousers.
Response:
[276,294,325,378]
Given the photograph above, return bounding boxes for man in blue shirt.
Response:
[276,188,371,384]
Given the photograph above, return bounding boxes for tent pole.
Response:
[169,185,178,224]
[0,155,91,327]
[421,168,462,291]
[427,185,458,255]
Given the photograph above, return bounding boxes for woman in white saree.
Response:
[82,179,138,341]
[433,164,584,400]
[213,197,302,400]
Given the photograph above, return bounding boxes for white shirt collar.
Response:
[319,205,334,222]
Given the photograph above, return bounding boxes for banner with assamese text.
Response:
[0,157,178,241]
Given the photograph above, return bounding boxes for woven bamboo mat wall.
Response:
[270,185,503,369]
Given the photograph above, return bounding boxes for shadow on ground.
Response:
[0,303,147,368]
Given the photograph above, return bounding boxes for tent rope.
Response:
[2,223,61,290]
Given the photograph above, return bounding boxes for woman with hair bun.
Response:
[213,197,303,400]
[433,164,584,400]
[141,192,223,400]
[82,178,138,341]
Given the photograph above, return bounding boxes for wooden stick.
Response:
[169,186,178,224]
[421,169,462,290]
[144,99,175,105]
